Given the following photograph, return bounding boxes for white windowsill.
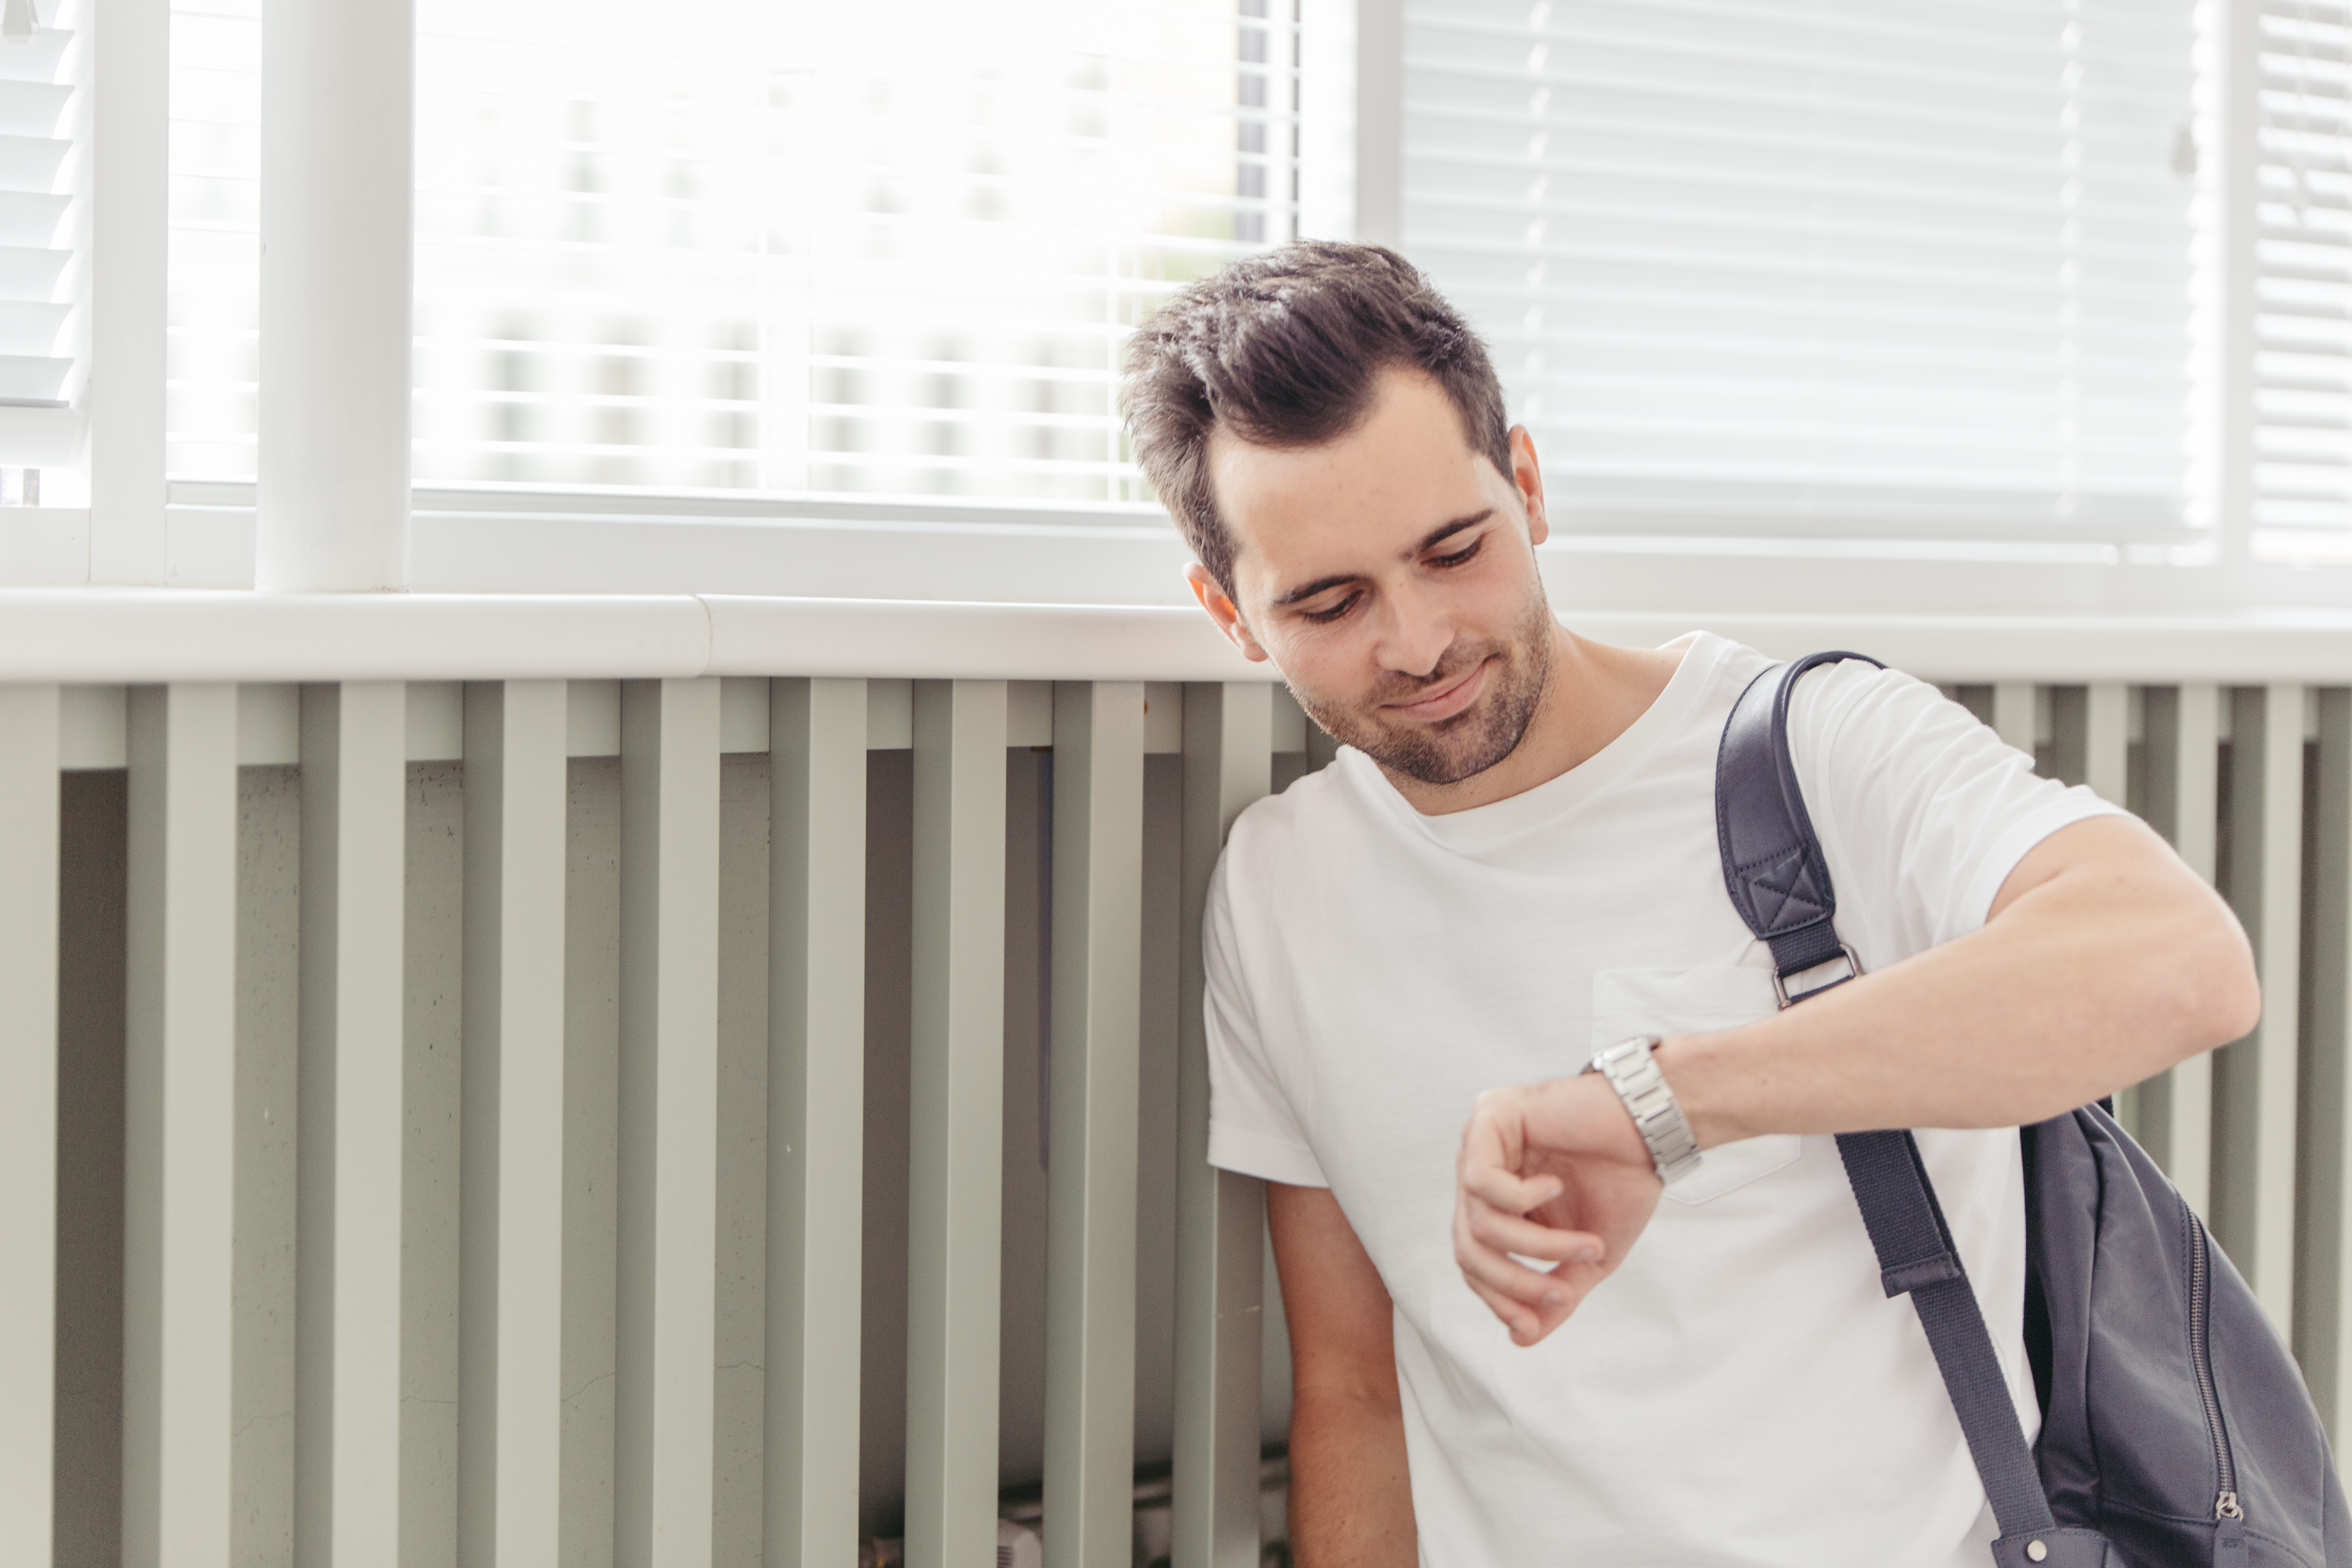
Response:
[9,586,2352,687]
[11,485,2352,621]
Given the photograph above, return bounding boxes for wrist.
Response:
[1650,1032,1742,1150]
[1584,1036,1704,1184]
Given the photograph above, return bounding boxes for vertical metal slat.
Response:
[1044,682,1147,1568]
[2082,683,2140,1129]
[2084,684,2129,805]
[2218,684,2303,1334]
[1992,682,2037,757]
[0,685,59,1559]
[2303,688,2352,1433]
[1173,682,1272,1568]
[905,679,1009,1568]
[2174,685,2222,1215]
[615,677,724,1564]
[459,679,571,1564]
[764,677,869,1567]
[123,684,240,1566]
[294,681,411,1564]
[2143,684,2221,1216]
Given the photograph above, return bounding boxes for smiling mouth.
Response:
[1383,658,1491,724]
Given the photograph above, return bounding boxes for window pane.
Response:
[165,0,1294,500]
[2250,0,2352,564]
[1404,0,2202,546]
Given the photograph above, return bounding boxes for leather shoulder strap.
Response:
[1715,651,1880,989]
[1715,653,2060,1546]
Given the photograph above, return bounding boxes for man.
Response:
[1120,243,2259,1566]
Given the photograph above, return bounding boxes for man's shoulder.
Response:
[1225,751,1362,864]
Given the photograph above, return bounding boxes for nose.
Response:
[1372,575,1454,679]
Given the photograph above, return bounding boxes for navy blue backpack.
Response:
[1716,653,2350,1568]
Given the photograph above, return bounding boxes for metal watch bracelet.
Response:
[1583,1034,1704,1187]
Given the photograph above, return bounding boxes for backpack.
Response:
[1714,652,2350,1568]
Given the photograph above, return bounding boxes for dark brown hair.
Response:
[1120,241,1512,596]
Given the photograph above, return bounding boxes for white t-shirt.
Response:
[1204,633,2124,1568]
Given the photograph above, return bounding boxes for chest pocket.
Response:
[1590,967,1801,1206]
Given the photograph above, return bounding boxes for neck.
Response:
[1382,624,1684,816]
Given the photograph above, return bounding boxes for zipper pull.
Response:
[2214,1499,2248,1568]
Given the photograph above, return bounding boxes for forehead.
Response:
[1205,369,1499,596]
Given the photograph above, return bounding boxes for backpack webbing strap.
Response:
[1836,1129,2056,1537]
[1716,656,2057,1544]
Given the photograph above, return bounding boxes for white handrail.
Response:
[11,589,2352,684]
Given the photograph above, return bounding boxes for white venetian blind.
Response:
[2250,0,2352,562]
[1403,0,2201,550]
[163,0,1298,503]
[0,0,86,472]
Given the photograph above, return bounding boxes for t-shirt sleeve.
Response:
[1788,662,2127,961]
[1201,855,1330,1188]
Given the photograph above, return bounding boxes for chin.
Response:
[1364,702,1526,786]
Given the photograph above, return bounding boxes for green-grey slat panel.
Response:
[125,684,240,1566]
[905,679,1008,1568]
[0,684,57,1557]
[765,677,869,1566]
[459,679,572,1564]
[1044,681,1147,1568]
[616,677,724,1564]
[1173,682,1272,1568]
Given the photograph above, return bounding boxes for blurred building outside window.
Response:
[165,0,1298,508]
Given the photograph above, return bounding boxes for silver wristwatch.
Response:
[1583,1034,1704,1187]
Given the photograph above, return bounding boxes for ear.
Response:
[1185,563,1272,663]
[1509,425,1548,547]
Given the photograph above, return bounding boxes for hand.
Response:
[1452,1071,1662,1345]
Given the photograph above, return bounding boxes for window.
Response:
[166,0,1299,507]
[1402,0,2203,557]
[2249,0,2352,564]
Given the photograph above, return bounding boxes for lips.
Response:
[1383,658,1490,724]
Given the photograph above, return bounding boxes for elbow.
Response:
[2180,904,2262,1053]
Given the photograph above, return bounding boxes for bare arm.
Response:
[1665,813,2258,1141]
[1454,814,2261,1344]
[1268,1181,1416,1568]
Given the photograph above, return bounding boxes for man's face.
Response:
[1191,368,1556,787]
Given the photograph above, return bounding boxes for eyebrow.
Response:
[1272,508,1497,607]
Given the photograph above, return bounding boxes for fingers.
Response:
[1454,1211,1599,1305]
[1460,1161,1563,1217]
[1467,1203,1593,1263]
[1451,1079,1632,1344]
[1456,1088,1564,1216]
[1461,1261,1600,1346]
[1452,1181,1603,1340]
[1463,1272,1553,1344]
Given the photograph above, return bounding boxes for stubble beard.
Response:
[1292,588,1555,787]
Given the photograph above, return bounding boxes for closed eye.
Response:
[1301,590,1361,624]
[1430,537,1483,568]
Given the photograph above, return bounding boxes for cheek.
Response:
[1265,621,1374,703]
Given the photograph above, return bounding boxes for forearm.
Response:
[1662,827,2258,1145]
[1288,1384,1416,1568]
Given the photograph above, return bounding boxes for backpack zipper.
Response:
[2186,1209,2243,1522]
